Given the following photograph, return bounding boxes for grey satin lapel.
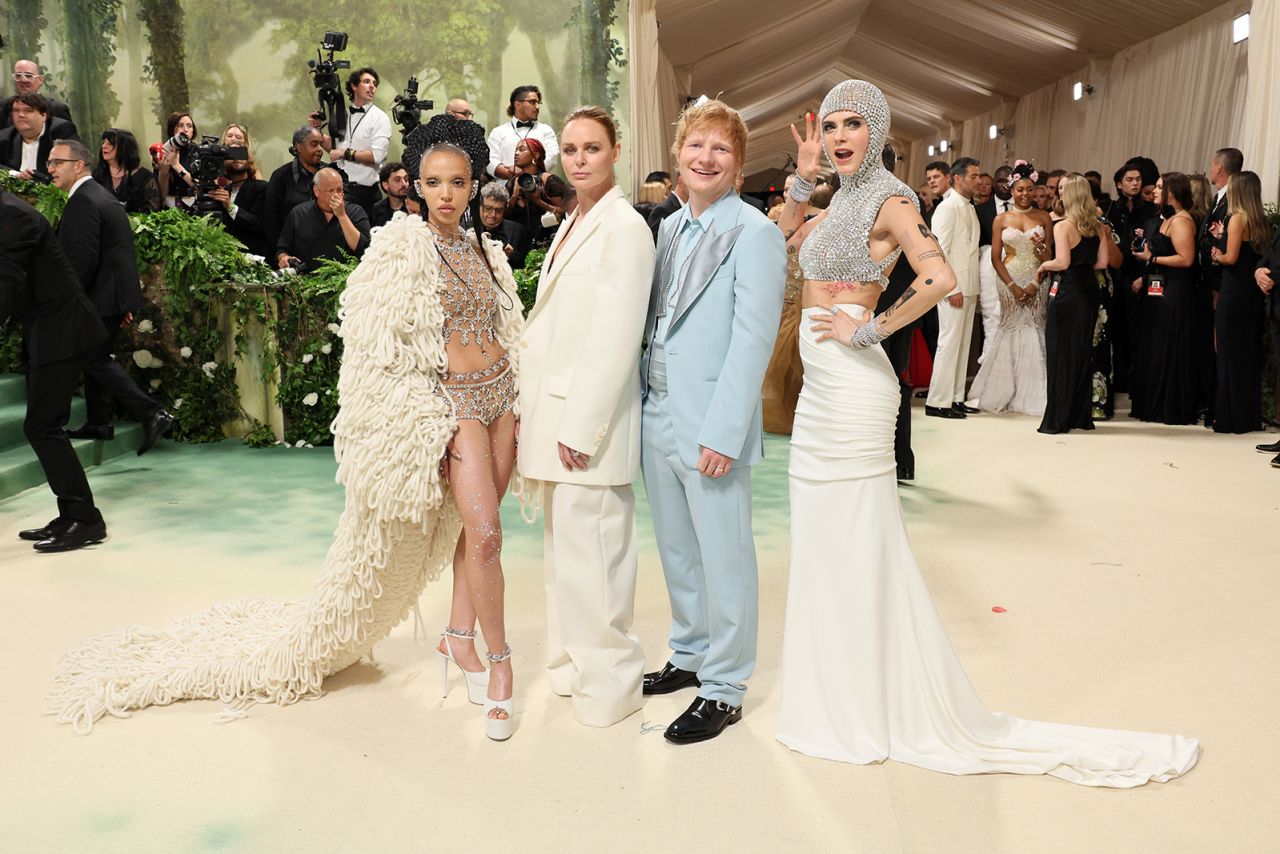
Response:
[669,223,744,329]
[646,218,682,335]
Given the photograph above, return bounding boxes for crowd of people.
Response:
[757,143,1280,474]
[0,62,585,277]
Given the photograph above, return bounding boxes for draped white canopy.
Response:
[629,0,1279,202]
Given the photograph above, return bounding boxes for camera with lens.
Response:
[190,135,249,214]
[307,31,351,138]
[166,132,191,150]
[391,76,434,142]
[517,172,542,194]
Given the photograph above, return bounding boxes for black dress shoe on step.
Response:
[33,520,107,553]
[953,402,980,414]
[664,697,742,744]
[1272,453,1280,469]
[138,408,176,456]
[643,662,702,696]
[18,517,70,541]
[66,423,114,440]
[1256,440,1280,454]
[925,405,965,419]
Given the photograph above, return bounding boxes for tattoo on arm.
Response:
[881,286,916,320]
[917,224,938,243]
[916,249,943,262]
[784,228,797,239]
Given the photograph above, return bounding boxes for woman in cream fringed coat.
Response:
[517,106,656,727]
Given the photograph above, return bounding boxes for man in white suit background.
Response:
[926,156,981,419]
[516,106,656,728]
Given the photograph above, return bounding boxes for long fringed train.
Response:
[49,215,523,733]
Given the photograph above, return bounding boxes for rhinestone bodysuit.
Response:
[798,80,919,286]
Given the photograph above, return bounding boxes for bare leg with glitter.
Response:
[442,412,517,717]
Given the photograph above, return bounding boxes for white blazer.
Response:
[517,185,657,485]
[932,189,980,298]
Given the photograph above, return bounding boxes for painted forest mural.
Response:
[2,0,630,183]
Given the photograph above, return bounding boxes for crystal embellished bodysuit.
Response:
[435,231,516,425]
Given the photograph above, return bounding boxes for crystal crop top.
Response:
[798,168,918,285]
[436,232,500,348]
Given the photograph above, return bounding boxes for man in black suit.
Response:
[0,60,74,129]
[877,145,919,480]
[0,93,78,178]
[208,147,271,258]
[0,188,109,552]
[646,172,687,243]
[1255,231,1280,461]
[1105,159,1159,395]
[48,140,174,454]
[735,173,766,212]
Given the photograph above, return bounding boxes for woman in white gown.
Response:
[773,80,1198,787]
[970,162,1054,415]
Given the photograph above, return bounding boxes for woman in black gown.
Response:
[1132,172,1199,425]
[1038,174,1120,434]
[1210,171,1270,433]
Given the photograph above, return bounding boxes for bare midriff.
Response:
[802,280,882,310]
[443,339,508,382]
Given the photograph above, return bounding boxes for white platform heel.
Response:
[484,645,514,741]
[436,626,488,706]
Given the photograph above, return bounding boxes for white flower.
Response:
[149,379,161,391]
[179,346,192,359]
[302,353,314,364]
[327,323,340,334]
[295,439,306,447]
[201,361,218,378]
[320,343,332,355]
[173,398,184,409]
[302,392,319,407]
[132,349,158,369]
[136,318,155,334]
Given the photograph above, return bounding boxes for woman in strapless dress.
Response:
[971,165,1054,415]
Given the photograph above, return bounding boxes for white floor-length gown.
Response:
[970,226,1049,416]
[776,303,1199,787]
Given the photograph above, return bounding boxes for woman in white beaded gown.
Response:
[773,80,1198,787]
[970,161,1054,415]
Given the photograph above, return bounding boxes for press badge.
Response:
[1147,273,1165,297]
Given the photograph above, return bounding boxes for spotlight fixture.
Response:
[939,139,949,153]
[1233,13,1249,44]
[988,124,999,140]
[927,144,936,156]
[1073,82,1094,101]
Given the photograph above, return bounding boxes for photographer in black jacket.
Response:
[265,125,326,248]
[208,123,271,257]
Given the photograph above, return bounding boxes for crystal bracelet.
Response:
[789,174,816,203]
[848,315,889,349]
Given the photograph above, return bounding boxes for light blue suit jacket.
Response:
[640,191,787,469]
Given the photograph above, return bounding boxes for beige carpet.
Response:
[2,400,1276,854]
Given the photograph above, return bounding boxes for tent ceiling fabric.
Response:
[655,0,1228,180]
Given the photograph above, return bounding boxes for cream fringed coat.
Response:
[49,214,524,733]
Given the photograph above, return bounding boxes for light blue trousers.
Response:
[640,388,758,706]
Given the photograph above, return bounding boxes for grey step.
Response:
[0,422,145,502]
[0,374,24,407]
[0,399,87,451]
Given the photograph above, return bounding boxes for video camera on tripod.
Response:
[307,31,351,140]
[189,135,249,214]
[391,77,434,142]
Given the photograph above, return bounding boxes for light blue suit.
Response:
[640,189,786,706]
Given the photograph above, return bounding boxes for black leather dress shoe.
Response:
[18,517,70,541]
[953,402,980,414]
[33,520,107,553]
[67,423,114,440]
[664,697,742,744]
[1272,452,1280,469]
[925,405,965,419]
[1256,440,1280,454]
[137,408,176,456]
[643,662,701,696]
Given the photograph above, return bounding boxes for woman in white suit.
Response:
[517,106,657,727]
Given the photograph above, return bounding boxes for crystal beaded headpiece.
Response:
[819,80,892,182]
